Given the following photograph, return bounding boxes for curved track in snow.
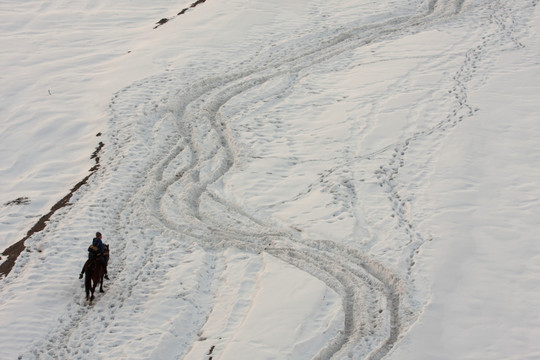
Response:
[13,0,537,359]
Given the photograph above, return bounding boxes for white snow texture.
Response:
[1,0,540,359]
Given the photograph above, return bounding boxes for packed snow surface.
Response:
[1,0,540,359]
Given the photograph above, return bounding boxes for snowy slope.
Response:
[1,0,539,359]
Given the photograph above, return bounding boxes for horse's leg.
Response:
[85,271,91,301]
[99,262,105,293]
[90,277,97,303]
[99,274,104,293]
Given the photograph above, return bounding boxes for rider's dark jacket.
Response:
[92,237,105,254]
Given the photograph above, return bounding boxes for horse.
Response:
[84,244,109,305]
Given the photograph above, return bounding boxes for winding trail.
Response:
[101,1,498,358]
[11,0,537,359]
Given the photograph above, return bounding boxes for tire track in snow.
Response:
[20,0,532,358]
[131,2,477,358]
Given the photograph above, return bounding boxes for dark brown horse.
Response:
[85,244,109,305]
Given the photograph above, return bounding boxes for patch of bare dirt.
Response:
[0,134,104,279]
[4,197,31,206]
[154,0,208,29]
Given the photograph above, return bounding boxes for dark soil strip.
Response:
[4,197,31,206]
[0,137,104,279]
[154,0,208,29]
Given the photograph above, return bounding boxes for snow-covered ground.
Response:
[1,0,539,358]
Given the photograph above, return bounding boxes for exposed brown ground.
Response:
[0,138,104,279]
[153,0,208,29]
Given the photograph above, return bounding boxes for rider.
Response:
[79,231,109,280]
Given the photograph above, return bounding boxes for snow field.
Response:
[0,0,539,359]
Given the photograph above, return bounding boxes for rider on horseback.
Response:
[79,232,109,280]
